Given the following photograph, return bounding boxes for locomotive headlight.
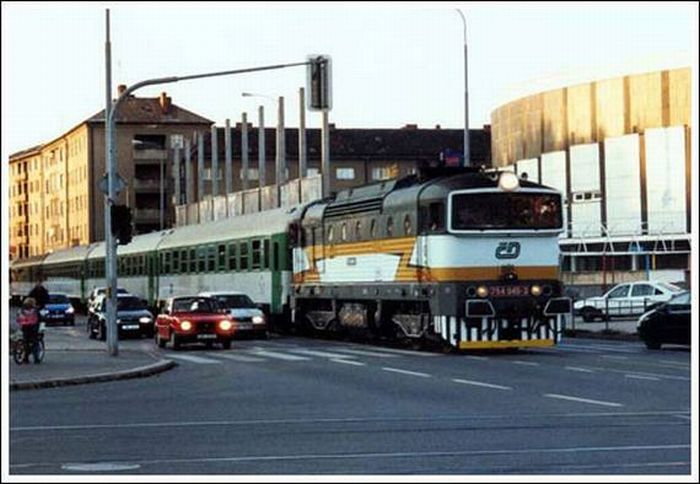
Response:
[180,320,192,331]
[476,286,489,298]
[530,285,542,297]
[498,171,520,192]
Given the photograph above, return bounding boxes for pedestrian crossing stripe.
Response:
[168,354,222,364]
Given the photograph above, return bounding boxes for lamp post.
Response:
[455,9,470,167]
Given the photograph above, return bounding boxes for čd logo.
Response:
[495,241,520,259]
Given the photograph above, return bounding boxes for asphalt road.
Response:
[9,316,691,476]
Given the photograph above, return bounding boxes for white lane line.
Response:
[673,415,691,421]
[452,379,512,390]
[330,348,399,358]
[565,366,594,373]
[246,349,310,361]
[544,393,623,408]
[600,355,629,360]
[167,354,222,364]
[367,347,437,357]
[465,355,489,361]
[625,374,661,381]
[331,359,365,366]
[207,353,265,363]
[511,360,540,367]
[288,349,358,359]
[382,367,431,378]
[660,360,690,367]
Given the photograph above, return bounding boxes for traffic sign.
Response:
[99,173,127,195]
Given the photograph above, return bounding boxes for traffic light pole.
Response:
[104,9,314,355]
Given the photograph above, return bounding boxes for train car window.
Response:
[164,252,172,275]
[355,220,362,241]
[179,250,187,274]
[228,243,237,271]
[207,246,216,272]
[197,247,206,272]
[263,239,270,269]
[340,223,347,242]
[326,225,334,244]
[252,240,262,270]
[386,216,394,237]
[429,202,444,232]
[240,241,249,271]
[404,214,413,235]
[172,251,180,274]
[218,244,226,272]
[370,219,377,238]
[274,241,281,271]
[189,248,196,273]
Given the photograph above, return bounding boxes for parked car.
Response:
[637,291,691,349]
[573,281,683,322]
[198,291,267,339]
[155,296,235,350]
[87,294,155,340]
[39,293,75,326]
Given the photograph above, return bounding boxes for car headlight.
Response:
[39,309,48,316]
[180,320,192,331]
[139,316,152,324]
[252,315,265,325]
[66,306,75,314]
[219,320,233,331]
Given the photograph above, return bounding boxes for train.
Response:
[10,165,571,350]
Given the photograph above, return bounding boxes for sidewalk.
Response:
[9,325,176,391]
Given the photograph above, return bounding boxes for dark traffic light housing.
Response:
[110,204,133,245]
[307,55,332,111]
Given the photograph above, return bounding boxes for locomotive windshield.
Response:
[451,191,562,230]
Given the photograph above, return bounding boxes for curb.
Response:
[564,329,640,342]
[9,359,177,391]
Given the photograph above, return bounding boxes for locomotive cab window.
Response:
[451,191,562,231]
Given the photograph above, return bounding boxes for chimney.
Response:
[159,92,172,114]
[117,84,127,96]
[402,123,418,130]
[435,124,441,130]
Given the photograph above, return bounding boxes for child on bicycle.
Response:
[17,297,40,363]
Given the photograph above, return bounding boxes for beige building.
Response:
[9,89,212,260]
[491,67,691,166]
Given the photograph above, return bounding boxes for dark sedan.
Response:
[39,294,75,326]
[637,291,691,349]
[88,295,155,340]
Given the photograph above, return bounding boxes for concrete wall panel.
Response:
[645,127,686,234]
[604,134,641,235]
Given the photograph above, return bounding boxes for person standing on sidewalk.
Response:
[17,297,40,363]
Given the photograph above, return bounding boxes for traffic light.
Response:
[110,204,133,245]
[307,55,332,111]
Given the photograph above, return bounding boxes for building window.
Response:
[336,168,355,180]
[371,167,394,181]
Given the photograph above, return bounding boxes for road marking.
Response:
[465,355,489,361]
[288,349,358,359]
[673,415,691,421]
[601,355,629,360]
[452,379,512,390]
[246,349,310,361]
[14,444,689,469]
[544,393,623,408]
[330,348,399,358]
[565,366,594,373]
[382,367,431,378]
[167,354,222,364]
[331,359,365,366]
[365,347,437,357]
[511,360,540,366]
[624,374,661,381]
[208,353,265,363]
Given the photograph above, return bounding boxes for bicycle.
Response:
[12,323,46,365]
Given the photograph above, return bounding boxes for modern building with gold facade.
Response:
[8,90,212,260]
[490,67,692,294]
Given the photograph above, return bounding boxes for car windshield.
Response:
[117,296,147,311]
[172,297,219,313]
[451,191,562,230]
[669,292,690,305]
[48,295,69,304]
[213,294,255,309]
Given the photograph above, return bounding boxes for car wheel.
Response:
[644,340,661,350]
[169,331,181,350]
[582,307,597,323]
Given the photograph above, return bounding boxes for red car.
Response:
[155,296,235,350]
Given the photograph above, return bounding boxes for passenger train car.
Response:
[10,166,571,350]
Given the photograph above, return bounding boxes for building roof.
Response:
[9,144,44,161]
[87,95,213,125]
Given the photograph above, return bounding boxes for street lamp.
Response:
[455,9,470,167]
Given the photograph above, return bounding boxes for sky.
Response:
[1,1,697,163]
